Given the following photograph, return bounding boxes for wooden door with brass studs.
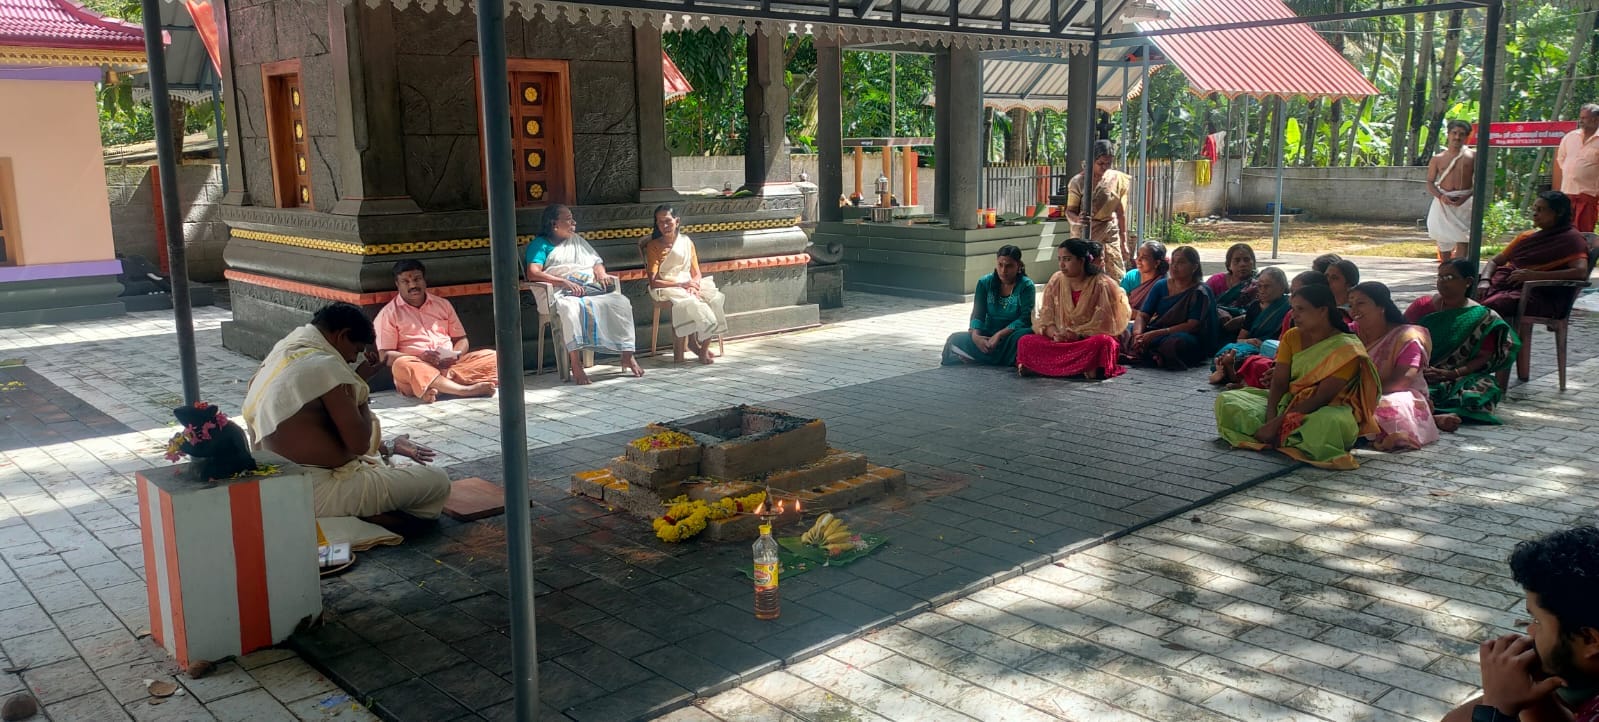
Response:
[506,64,573,207]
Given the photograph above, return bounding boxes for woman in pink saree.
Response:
[1348,282,1439,451]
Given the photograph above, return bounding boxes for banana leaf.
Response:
[776,534,888,567]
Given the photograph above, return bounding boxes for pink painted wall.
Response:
[0,79,116,266]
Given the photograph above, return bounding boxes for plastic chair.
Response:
[523,281,592,380]
[1481,233,1599,392]
[649,298,725,362]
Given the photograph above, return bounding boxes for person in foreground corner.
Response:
[1215,283,1379,470]
[942,245,1035,367]
[374,259,497,403]
[1349,281,1439,451]
[524,203,644,385]
[1017,238,1131,379]
[1209,265,1290,385]
[242,303,451,523]
[642,204,726,364]
[1440,525,1599,722]
[1123,245,1221,370]
[1404,259,1521,428]
[1480,191,1592,321]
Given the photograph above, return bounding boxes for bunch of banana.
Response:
[800,513,856,556]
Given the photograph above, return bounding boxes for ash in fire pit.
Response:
[571,405,903,542]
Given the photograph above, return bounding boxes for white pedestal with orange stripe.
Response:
[136,454,322,669]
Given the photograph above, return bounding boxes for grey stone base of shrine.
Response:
[119,283,217,313]
[818,219,1075,301]
[0,275,125,327]
[287,364,1297,722]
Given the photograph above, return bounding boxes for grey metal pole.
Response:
[139,0,200,405]
[1137,42,1149,242]
[1120,64,1129,168]
[1084,0,1101,237]
[1272,95,1287,260]
[1467,0,1502,266]
[211,80,228,195]
[473,0,538,715]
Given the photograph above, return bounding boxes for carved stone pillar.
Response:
[742,31,795,196]
[327,2,419,216]
[816,38,843,223]
[214,0,251,206]
[947,48,981,231]
[932,50,950,217]
[634,26,679,203]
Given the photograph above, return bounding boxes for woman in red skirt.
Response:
[1017,239,1132,379]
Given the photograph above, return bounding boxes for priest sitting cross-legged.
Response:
[242,302,452,527]
[374,259,498,403]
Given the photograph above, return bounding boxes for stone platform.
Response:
[288,362,1296,720]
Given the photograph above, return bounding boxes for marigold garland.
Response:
[652,491,768,542]
[629,430,696,452]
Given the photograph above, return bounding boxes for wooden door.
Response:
[505,62,573,207]
[263,61,313,209]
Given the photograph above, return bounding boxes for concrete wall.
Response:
[674,153,938,208]
[0,79,116,266]
[105,164,229,281]
[1235,165,1430,222]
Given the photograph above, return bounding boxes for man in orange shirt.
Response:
[1555,103,1599,233]
[374,260,498,402]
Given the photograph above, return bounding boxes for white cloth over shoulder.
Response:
[541,234,637,353]
[648,234,727,341]
[241,324,369,449]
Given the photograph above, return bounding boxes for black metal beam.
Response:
[1053,0,1086,32]
[852,0,878,17]
[1002,0,1012,31]
[1101,0,1481,41]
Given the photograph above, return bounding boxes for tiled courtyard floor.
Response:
[0,250,1591,720]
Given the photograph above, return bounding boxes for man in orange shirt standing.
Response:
[1555,103,1599,233]
[375,260,498,402]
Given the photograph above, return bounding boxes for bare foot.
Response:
[1018,364,1035,377]
[419,388,439,404]
[1209,351,1236,385]
[1085,367,1103,380]
[463,381,496,398]
[1224,382,1245,391]
[696,341,715,365]
[570,367,592,385]
[1434,413,1463,433]
[622,355,645,378]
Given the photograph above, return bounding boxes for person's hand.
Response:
[1062,330,1080,343]
[1247,338,1263,348]
[1260,366,1276,386]
[1253,416,1281,445]
[391,434,437,465]
[1479,634,1565,716]
[561,278,586,297]
[420,349,441,365]
[596,273,617,290]
[1423,367,1446,384]
[437,351,458,369]
[973,334,994,353]
[1508,269,1534,284]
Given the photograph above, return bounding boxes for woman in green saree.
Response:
[1402,259,1521,429]
[941,245,1036,367]
[1215,283,1380,470]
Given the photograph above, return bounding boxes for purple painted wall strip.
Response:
[0,259,122,282]
[0,66,101,82]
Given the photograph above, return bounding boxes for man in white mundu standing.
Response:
[1427,120,1476,261]
[642,205,727,364]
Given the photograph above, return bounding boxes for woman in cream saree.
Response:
[643,205,727,363]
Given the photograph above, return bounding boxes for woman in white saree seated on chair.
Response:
[642,204,727,364]
[523,203,644,385]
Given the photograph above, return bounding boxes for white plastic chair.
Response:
[523,281,592,381]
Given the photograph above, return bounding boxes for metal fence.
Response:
[980,163,1072,216]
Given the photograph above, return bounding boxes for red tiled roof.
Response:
[1141,0,1377,101]
[663,50,692,104]
[0,0,149,51]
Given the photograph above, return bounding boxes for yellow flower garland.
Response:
[652,491,768,543]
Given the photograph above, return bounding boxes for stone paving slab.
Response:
[288,355,1304,720]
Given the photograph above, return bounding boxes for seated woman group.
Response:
[1405,259,1521,427]
[1123,245,1222,370]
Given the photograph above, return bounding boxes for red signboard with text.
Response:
[1469,121,1578,147]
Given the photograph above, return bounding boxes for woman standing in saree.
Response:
[1064,140,1132,279]
[524,204,644,385]
[1017,239,1132,379]
[1349,282,1439,451]
[1216,284,1379,469]
[1124,246,1221,370]
[1480,191,1591,319]
[1209,266,1289,385]
[1120,240,1168,316]
[1404,259,1521,428]
[642,205,726,364]
[1206,243,1259,320]
[942,245,1035,367]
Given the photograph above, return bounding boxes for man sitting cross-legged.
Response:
[1441,525,1599,722]
[242,302,451,524]
[374,259,497,403]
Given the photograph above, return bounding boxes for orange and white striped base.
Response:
[136,456,321,669]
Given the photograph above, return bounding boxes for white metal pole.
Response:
[1272,95,1287,260]
[1137,43,1150,242]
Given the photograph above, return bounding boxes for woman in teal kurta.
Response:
[942,245,1036,366]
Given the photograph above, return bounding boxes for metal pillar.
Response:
[1271,95,1287,260]
[1137,42,1149,242]
[1084,0,1101,231]
[948,47,983,230]
[1467,0,1502,265]
[474,0,538,715]
[210,80,228,195]
[139,0,200,405]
